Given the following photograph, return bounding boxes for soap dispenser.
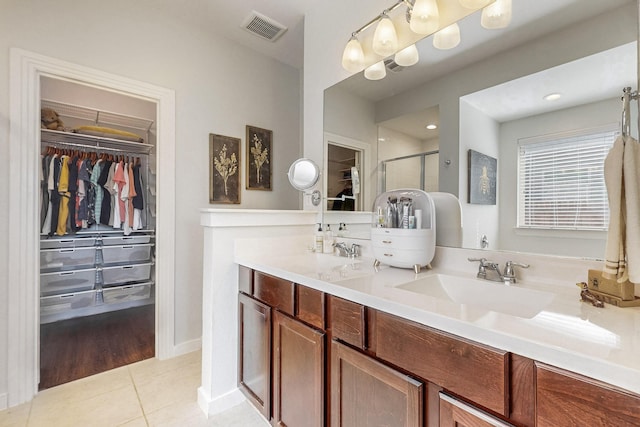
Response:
[314,223,323,253]
[323,224,334,254]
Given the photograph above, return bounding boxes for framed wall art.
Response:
[468,149,497,205]
[210,133,240,204]
[246,125,272,191]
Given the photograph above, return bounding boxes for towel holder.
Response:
[621,86,639,138]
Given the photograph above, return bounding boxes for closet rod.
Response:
[42,140,148,155]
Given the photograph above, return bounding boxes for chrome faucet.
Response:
[333,242,361,258]
[468,258,529,285]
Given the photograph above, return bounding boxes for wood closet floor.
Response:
[39,304,155,390]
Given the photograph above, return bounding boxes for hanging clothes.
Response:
[105,161,116,226]
[91,159,104,225]
[67,155,79,233]
[40,154,50,231]
[132,163,144,230]
[56,156,71,236]
[603,134,640,284]
[112,161,126,229]
[98,159,113,226]
[48,155,61,236]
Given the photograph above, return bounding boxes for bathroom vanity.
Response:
[235,251,640,427]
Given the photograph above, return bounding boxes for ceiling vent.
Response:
[384,59,406,73]
[241,11,288,42]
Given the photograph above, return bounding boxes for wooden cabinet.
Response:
[536,363,640,427]
[331,340,424,427]
[238,292,271,419]
[239,266,640,427]
[440,394,514,427]
[238,267,326,425]
[273,310,325,427]
[374,311,509,417]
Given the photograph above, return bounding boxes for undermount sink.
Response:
[396,274,555,319]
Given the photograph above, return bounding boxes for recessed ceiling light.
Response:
[378,137,386,142]
[426,124,438,130]
[543,93,562,101]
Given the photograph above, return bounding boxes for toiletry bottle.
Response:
[323,224,334,254]
[315,223,323,252]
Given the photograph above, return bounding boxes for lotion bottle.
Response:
[323,224,334,254]
[314,223,323,252]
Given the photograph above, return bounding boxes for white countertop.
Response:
[235,249,640,396]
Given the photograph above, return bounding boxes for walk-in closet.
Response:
[39,77,157,389]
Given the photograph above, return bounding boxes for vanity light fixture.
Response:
[341,34,366,72]
[373,12,399,56]
[409,0,440,34]
[543,93,562,101]
[394,44,420,66]
[481,0,512,29]
[433,23,461,49]
[364,61,387,80]
[343,0,509,80]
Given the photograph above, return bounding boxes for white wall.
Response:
[377,127,425,161]
[498,97,619,258]
[0,0,301,401]
[459,100,500,249]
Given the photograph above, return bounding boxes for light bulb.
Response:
[410,0,440,35]
[372,15,398,57]
[394,44,419,67]
[481,0,512,29]
[433,23,460,50]
[459,0,491,8]
[341,36,365,72]
[364,61,386,80]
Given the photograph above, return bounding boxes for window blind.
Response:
[517,127,617,230]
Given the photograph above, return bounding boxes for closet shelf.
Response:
[42,129,153,154]
[42,99,154,133]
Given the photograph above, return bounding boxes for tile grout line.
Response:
[128,366,149,427]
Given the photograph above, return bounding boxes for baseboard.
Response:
[173,337,202,357]
[197,386,245,417]
[0,393,7,411]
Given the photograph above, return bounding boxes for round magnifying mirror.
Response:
[287,158,320,191]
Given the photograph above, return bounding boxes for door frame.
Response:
[8,48,177,407]
[323,132,371,212]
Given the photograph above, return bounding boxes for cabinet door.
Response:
[440,394,514,427]
[273,311,325,427]
[331,340,423,427]
[238,293,271,419]
[536,363,640,427]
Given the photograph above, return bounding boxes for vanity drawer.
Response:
[328,295,366,350]
[536,363,640,427]
[253,271,294,316]
[296,284,325,330]
[374,311,509,417]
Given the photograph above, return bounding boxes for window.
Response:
[517,126,618,230]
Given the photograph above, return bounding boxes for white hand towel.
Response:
[623,136,640,284]
[603,135,640,285]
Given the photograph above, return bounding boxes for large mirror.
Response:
[323,0,638,259]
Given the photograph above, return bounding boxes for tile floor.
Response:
[0,351,270,427]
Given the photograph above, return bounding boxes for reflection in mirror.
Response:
[326,144,361,211]
[323,0,637,259]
